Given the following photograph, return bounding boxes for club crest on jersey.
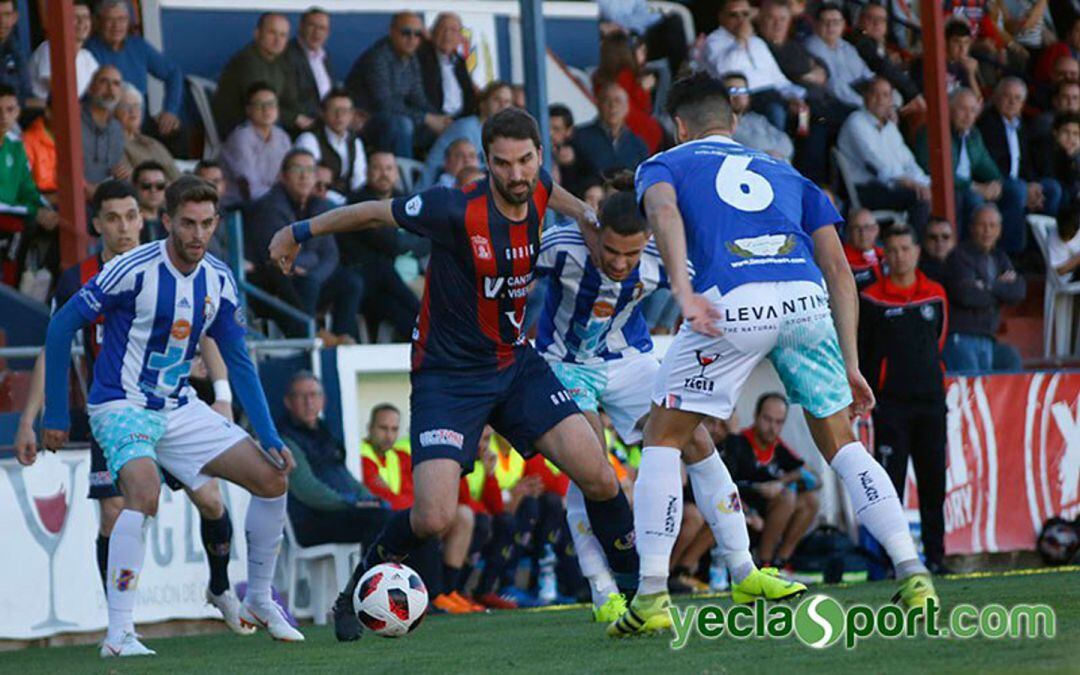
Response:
[204,296,214,320]
[405,195,423,217]
[171,319,191,340]
[471,235,493,261]
[920,304,935,321]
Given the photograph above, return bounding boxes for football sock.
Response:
[347,509,428,596]
[685,451,756,584]
[244,495,286,605]
[477,513,516,595]
[96,534,110,592]
[831,442,926,577]
[565,482,617,606]
[633,446,683,596]
[584,487,639,595]
[443,564,462,594]
[106,510,146,643]
[201,508,233,596]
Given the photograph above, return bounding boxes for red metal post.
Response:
[47,0,88,268]
[920,0,956,225]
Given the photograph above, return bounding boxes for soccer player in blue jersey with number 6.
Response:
[269,108,641,642]
[608,73,938,636]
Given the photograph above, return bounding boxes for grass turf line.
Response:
[1,569,1077,674]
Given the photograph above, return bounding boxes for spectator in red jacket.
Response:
[593,32,664,153]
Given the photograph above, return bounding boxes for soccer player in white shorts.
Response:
[609,73,937,636]
[536,187,805,626]
[42,176,304,657]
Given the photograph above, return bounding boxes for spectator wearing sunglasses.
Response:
[116,83,179,183]
[919,218,956,284]
[132,160,169,241]
[346,12,452,159]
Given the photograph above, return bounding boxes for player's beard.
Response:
[171,234,206,267]
[492,174,537,206]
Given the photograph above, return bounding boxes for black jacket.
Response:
[416,41,477,118]
[284,38,335,121]
[859,271,948,405]
[977,111,1042,182]
[849,32,920,102]
[943,241,1027,337]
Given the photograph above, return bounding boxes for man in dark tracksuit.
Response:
[858,224,951,575]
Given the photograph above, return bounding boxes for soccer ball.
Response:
[353,562,429,637]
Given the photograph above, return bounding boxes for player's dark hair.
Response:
[599,171,648,236]
[165,175,219,218]
[549,104,574,128]
[754,392,789,418]
[481,107,542,157]
[666,72,735,134]
[882,222,918,246]
[92,179,138,214]
[133,160,167,185]
[0,83,16,101]
[280,147,315,173]
[369,403,400,426]
[945,18,972,40]
[245,81,277,106]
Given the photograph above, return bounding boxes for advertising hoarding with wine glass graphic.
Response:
[0,450,252,639]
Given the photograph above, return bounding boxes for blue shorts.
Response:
[88,437,186,499]
[409,346,580,472]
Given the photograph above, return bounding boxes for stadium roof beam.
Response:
[919,0,956,225]
[48,0,89,268]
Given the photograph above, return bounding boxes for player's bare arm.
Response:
[269,200,398,274]
[14,352,46,465]
[811,225,875,415]
[643,182,722,336]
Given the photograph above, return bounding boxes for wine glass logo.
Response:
[3,454,81,631]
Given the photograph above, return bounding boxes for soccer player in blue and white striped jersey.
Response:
[42,176,304,657]
[535,183,797,625]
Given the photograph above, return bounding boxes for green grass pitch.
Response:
[3,568,1077,674]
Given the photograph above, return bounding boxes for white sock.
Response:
[685,452,756,584]
[245,494,286,604]
[634,446,683,595]
[831,442,926,576]
[566,482,617,605]
[106,510,147,643]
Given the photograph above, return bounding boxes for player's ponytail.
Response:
[598,170,648,237]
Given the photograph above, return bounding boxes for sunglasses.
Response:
[140,181,166,191]
[286,165,316,175]
[728,86,750,96]
[399,28,423,38]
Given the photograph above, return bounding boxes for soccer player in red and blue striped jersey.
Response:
[270,108,640,641]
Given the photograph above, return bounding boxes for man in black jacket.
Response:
[417,12,477,120]
[977,77,1063,254]
[280,371,389,548]
[285,7,335,124]
[859,224,950,574]
[337,152,421,339]
[850,2,923,108]
[942,204,1027,372]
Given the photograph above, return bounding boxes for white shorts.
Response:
[89,398,250,490]
[546,351,659,444]
[653,281,853,420]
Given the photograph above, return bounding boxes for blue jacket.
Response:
[571,121,649,183]
[0,35,30,102]
[85,35,184,116]
[243,183,337,283]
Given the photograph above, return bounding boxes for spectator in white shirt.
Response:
[285,7,334,124]
[28,0,97,103]
[295,88,368,195]
[723,71,794,161]
[804,3,875,108]
[838,76,931,231]
[418,13,477,120]
[700,0,806,131]
[1047,204,1080,282]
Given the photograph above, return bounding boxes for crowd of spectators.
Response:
[4,0,1079,355]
